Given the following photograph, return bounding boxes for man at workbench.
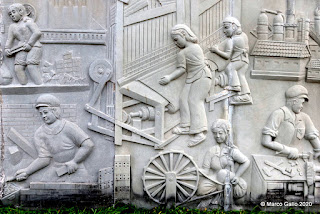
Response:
[261,85,320,160]
[14,94,94,182]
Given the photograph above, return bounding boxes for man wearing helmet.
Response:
[14,94,94,182]
[261,85,320,160]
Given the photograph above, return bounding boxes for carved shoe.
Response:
[172,126,190,135]
[230,94,253,105]
[224,85,241,92]
[188,133,206,147]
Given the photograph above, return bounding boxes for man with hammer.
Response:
[14,94,94,182]
[261,85,320,160]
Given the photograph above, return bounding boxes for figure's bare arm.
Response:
[235,159,250,178]
[159,68,185,85]
[26,21,42,47]
[310,137,320,149]
[168,67,185,81]
[73,139,94,164]
[261,134,284,151]
[15,157,50,181]
[65,139,94,174]
[309,137,320,161]
[5,25,15,55]
[210,39,233,60]
[262,134,299,159]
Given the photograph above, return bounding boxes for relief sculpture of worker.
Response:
[14,94,94,182]
[159,24,212,147]
[197,119,250,204]
[261,85,320,160]
[5,3,42,85]
[210,16,252,105]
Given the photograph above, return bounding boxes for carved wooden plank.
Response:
[124,0,148,17]
[199,0,221,14]
[7,128,37,159]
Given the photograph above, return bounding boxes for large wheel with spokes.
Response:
[142,151,199,205]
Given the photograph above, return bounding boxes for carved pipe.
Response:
[273,11,285,41]
[285,0,295,39]
[297,18,303,42]
[305,19,310,45]
[286,0,295,24]
[258,10,269,40]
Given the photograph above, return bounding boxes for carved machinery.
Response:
[85,59,114,137]
[251,155,320,203]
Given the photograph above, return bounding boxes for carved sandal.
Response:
[172,126,190,135]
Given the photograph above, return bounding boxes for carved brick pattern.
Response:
[2,104,77,142]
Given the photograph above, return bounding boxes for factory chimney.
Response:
[285,0,295,39]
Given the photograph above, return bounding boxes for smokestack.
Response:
[305,19,310,45]
[297,18,303,42]
[257,10,269,40]
[286,0,295,24]
[285,0,295,39]
[273,11,284,41]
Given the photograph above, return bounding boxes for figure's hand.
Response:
[5,49,12,56]
[23,44,32,52]
[209,45,219,53]
[65,160,78,174]
[159,75,171,85]
[231,176,239,185]
[288,147,299,159]
[15,169,28,181]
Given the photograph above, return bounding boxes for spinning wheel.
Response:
[142,151,199,205]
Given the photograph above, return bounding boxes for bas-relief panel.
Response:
[115,0,320,211]
[0,0,115,206]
